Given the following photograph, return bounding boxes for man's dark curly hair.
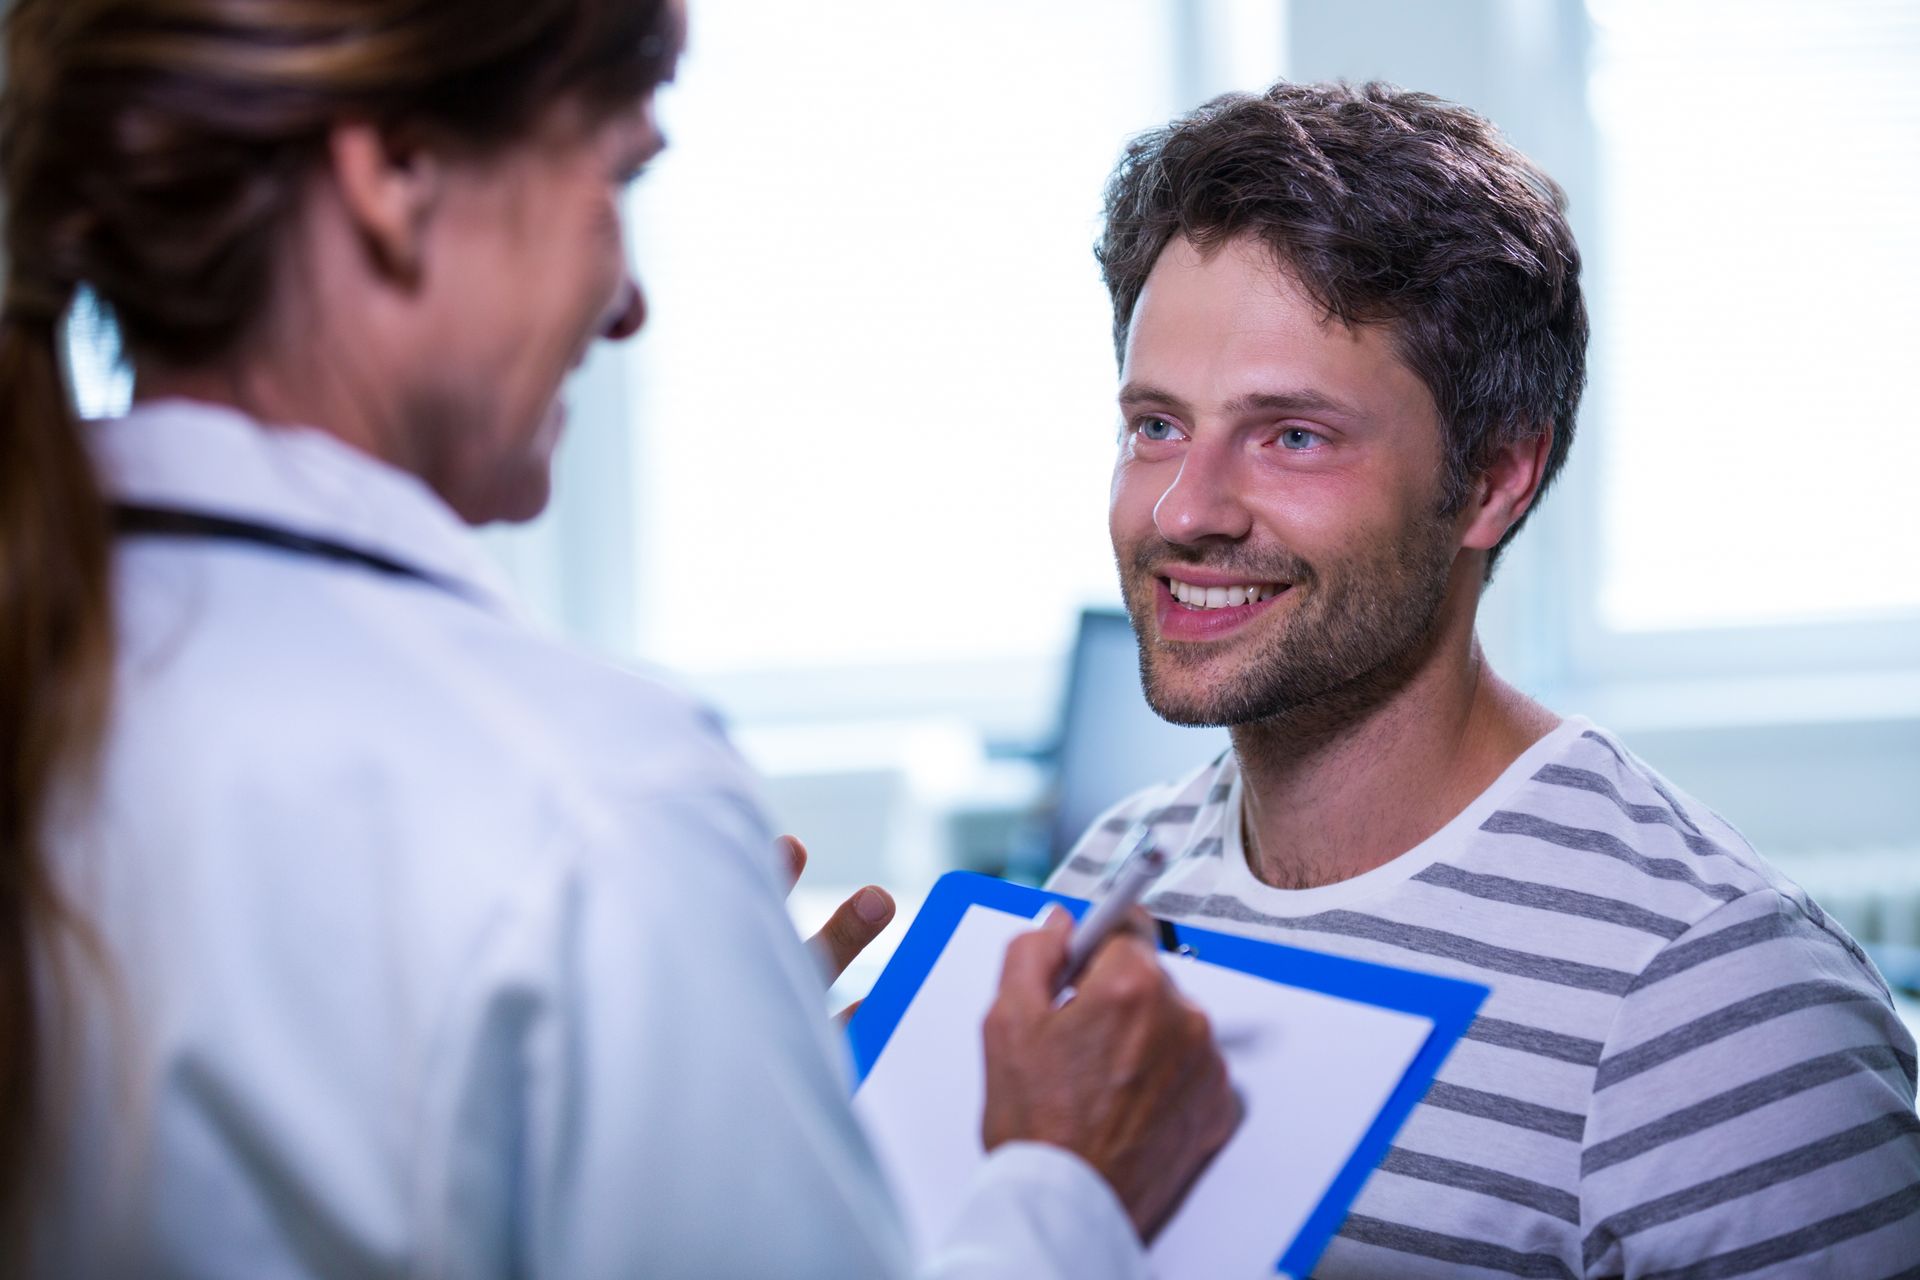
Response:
[1098,80,1587,571]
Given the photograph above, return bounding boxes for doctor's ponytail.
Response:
[0,37,114,1239]
[0,294,108,1243]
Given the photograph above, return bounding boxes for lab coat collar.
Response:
[91,397,522,616]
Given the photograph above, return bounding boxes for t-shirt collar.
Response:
[1208,715,1598,916]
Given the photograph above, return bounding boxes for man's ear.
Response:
[1459,426,1553,553]
[325,121,442,286]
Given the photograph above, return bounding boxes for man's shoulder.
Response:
[1503,720,1756,855]
[1479,720,1782,913]
[1489,720,1894,997]
[1574,782,1919,1271]
[1046,750,1237,894]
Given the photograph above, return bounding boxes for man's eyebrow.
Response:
[1117,382,1360,419]
[1117,382,1186,412]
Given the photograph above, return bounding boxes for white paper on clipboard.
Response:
[851,904,1437,1278]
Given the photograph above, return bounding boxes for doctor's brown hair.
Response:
[1097,81,1587,574]
[0,0,675,1236]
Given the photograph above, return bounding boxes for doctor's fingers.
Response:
[808,885,896,984]
[993,906,1076,1015]
[1067,934,1213,1060]
[1068,916,1174,1010]
[1068,954,1237,1159]
[775,833,807,893]
[994,906,1161,1016]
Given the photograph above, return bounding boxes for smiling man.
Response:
[1047,82,1920,1277]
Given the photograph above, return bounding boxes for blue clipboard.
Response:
[847,870,1489,1278]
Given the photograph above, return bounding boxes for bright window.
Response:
[1588,0,1920,634]
[621,0,1180,677]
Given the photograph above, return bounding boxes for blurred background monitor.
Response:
[1049,609,1231,864]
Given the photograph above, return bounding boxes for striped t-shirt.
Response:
[1047,717,1920,1278]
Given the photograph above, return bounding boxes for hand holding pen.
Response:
[979,824,1241,1242]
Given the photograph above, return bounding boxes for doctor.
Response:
[0,0,1238,1274]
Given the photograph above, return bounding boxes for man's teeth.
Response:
[1167,578,1283,609]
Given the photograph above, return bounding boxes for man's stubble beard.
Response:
[1120,515,1459,739]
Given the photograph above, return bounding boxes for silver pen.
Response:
[1056,824,1169,992]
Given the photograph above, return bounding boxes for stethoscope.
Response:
[111,503,480,605]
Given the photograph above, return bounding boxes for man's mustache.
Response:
[1127,540,1317,586]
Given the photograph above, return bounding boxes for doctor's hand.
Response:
[776,834,896,989]
[980,907,1241,1244]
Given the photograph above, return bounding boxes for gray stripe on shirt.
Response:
[1063,854,1106,878]
[1582,1110,1920,1268]
[1379,1147,1581,1223]
[1464,1016,1605,1067]
[1337,1214,1576,1279]
[1290,908,1636,995]
[1582,1044,1907,1175]
[1480,811,1744,905]
[1151,893,1637,994]
[1594,980,1877,1090]
[1641,1183,1920,1280]
[1629,912,1799,994]
[1577,729,1704,837]
[1415,862,1690,939]
[1533,763,1731,859]
[1422,1082,1586,1141]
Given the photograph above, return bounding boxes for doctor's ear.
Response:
[325,121,443,286]
[1458,426,1553,553]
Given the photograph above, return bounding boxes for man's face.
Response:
[1109,234,1467,728]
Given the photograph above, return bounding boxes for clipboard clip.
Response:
[1156,916,1198,958]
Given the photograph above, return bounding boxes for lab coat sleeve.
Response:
[529,783,1147,1279]
[928,1142,1151,1280]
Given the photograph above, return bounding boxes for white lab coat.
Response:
[35,399,1144,1279]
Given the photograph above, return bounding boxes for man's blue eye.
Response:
[1279,428,1319,450]
[1139,417,1176,441]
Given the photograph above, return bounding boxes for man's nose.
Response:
[602,277,647,341]
[1153,439,1252,544]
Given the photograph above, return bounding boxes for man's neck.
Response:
[1230,637,1560,891]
